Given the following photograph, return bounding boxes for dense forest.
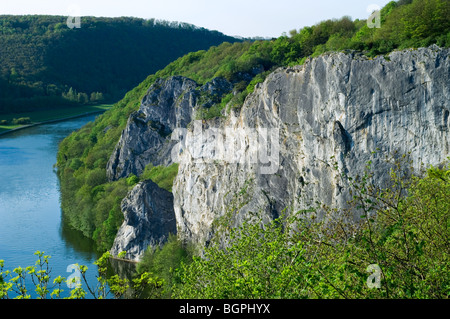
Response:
[0,15,239,114]
[44,0,450,299]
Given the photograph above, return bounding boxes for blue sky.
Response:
[0,0,393,38]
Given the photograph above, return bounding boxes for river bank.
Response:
[0,113,104,298]
[0,104,112,136]
[0,110,105,137]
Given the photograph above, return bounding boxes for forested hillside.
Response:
[56,0,450,251]
[0,15,239,114]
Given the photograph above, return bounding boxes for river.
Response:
[0,115,104,299]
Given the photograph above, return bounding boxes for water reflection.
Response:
[0,115,102,298]
[59,216,101,260]
[0,114,141,299]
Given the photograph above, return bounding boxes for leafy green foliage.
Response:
[0,251,61,299]
[11,117,31,125]
[159,41,255,84]
[353,0,450,56]
[126,174,140,187]
[58,160,130,250]
[173,161,450,299]
[173,215,311,299]
[137,234,193,298]
[140,163,179,192]
[0,251,163,299]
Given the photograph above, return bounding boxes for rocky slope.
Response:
[106,76,233,181]
[110,46,450,259]
[110,180,176,260]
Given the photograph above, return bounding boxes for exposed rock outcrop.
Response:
[108,76,234,260]
[106,76,233,181]
[110,180,177,261]
[173,46,450,246]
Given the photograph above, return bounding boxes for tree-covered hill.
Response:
[56,0,450,251]
[0,15,240,114]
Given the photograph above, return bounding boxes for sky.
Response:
[0,0,393,38]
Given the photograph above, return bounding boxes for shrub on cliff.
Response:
[173,161,450,299]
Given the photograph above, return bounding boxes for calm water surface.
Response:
[0,115,103,298]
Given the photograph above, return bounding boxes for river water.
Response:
[0,115,104,298]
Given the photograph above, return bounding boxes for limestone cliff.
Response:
[106,76,198,181]
[110,46,450,259]
[106,76,233,181]
[110,180,176,261]
[173,46,450,246]
[108,75,234,259]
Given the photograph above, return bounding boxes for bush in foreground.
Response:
[173,161,449,299]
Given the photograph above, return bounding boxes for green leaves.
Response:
[0,250,167,299]
[173,216,311,299]
[136,234,192,298]
[172,159,450,299]
[140,163,179,192]
[117,251,127,259]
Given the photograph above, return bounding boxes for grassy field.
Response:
[0,104,112,133]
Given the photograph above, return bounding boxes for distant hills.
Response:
[0,15,240,114]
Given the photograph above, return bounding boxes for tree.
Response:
[64,87,76,101]
[137,234,193,298]
[9,68,18,82]
[90,91,104,103]
[77,92,89,104]
[12,117,32,125]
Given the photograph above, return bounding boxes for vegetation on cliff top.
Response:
[56,0,450,251]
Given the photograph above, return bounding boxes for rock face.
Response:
[107,75,234,259]
[173,46,450,246]
[106,76,233,181]
[110,46,450,257]
[110,180,177,261]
